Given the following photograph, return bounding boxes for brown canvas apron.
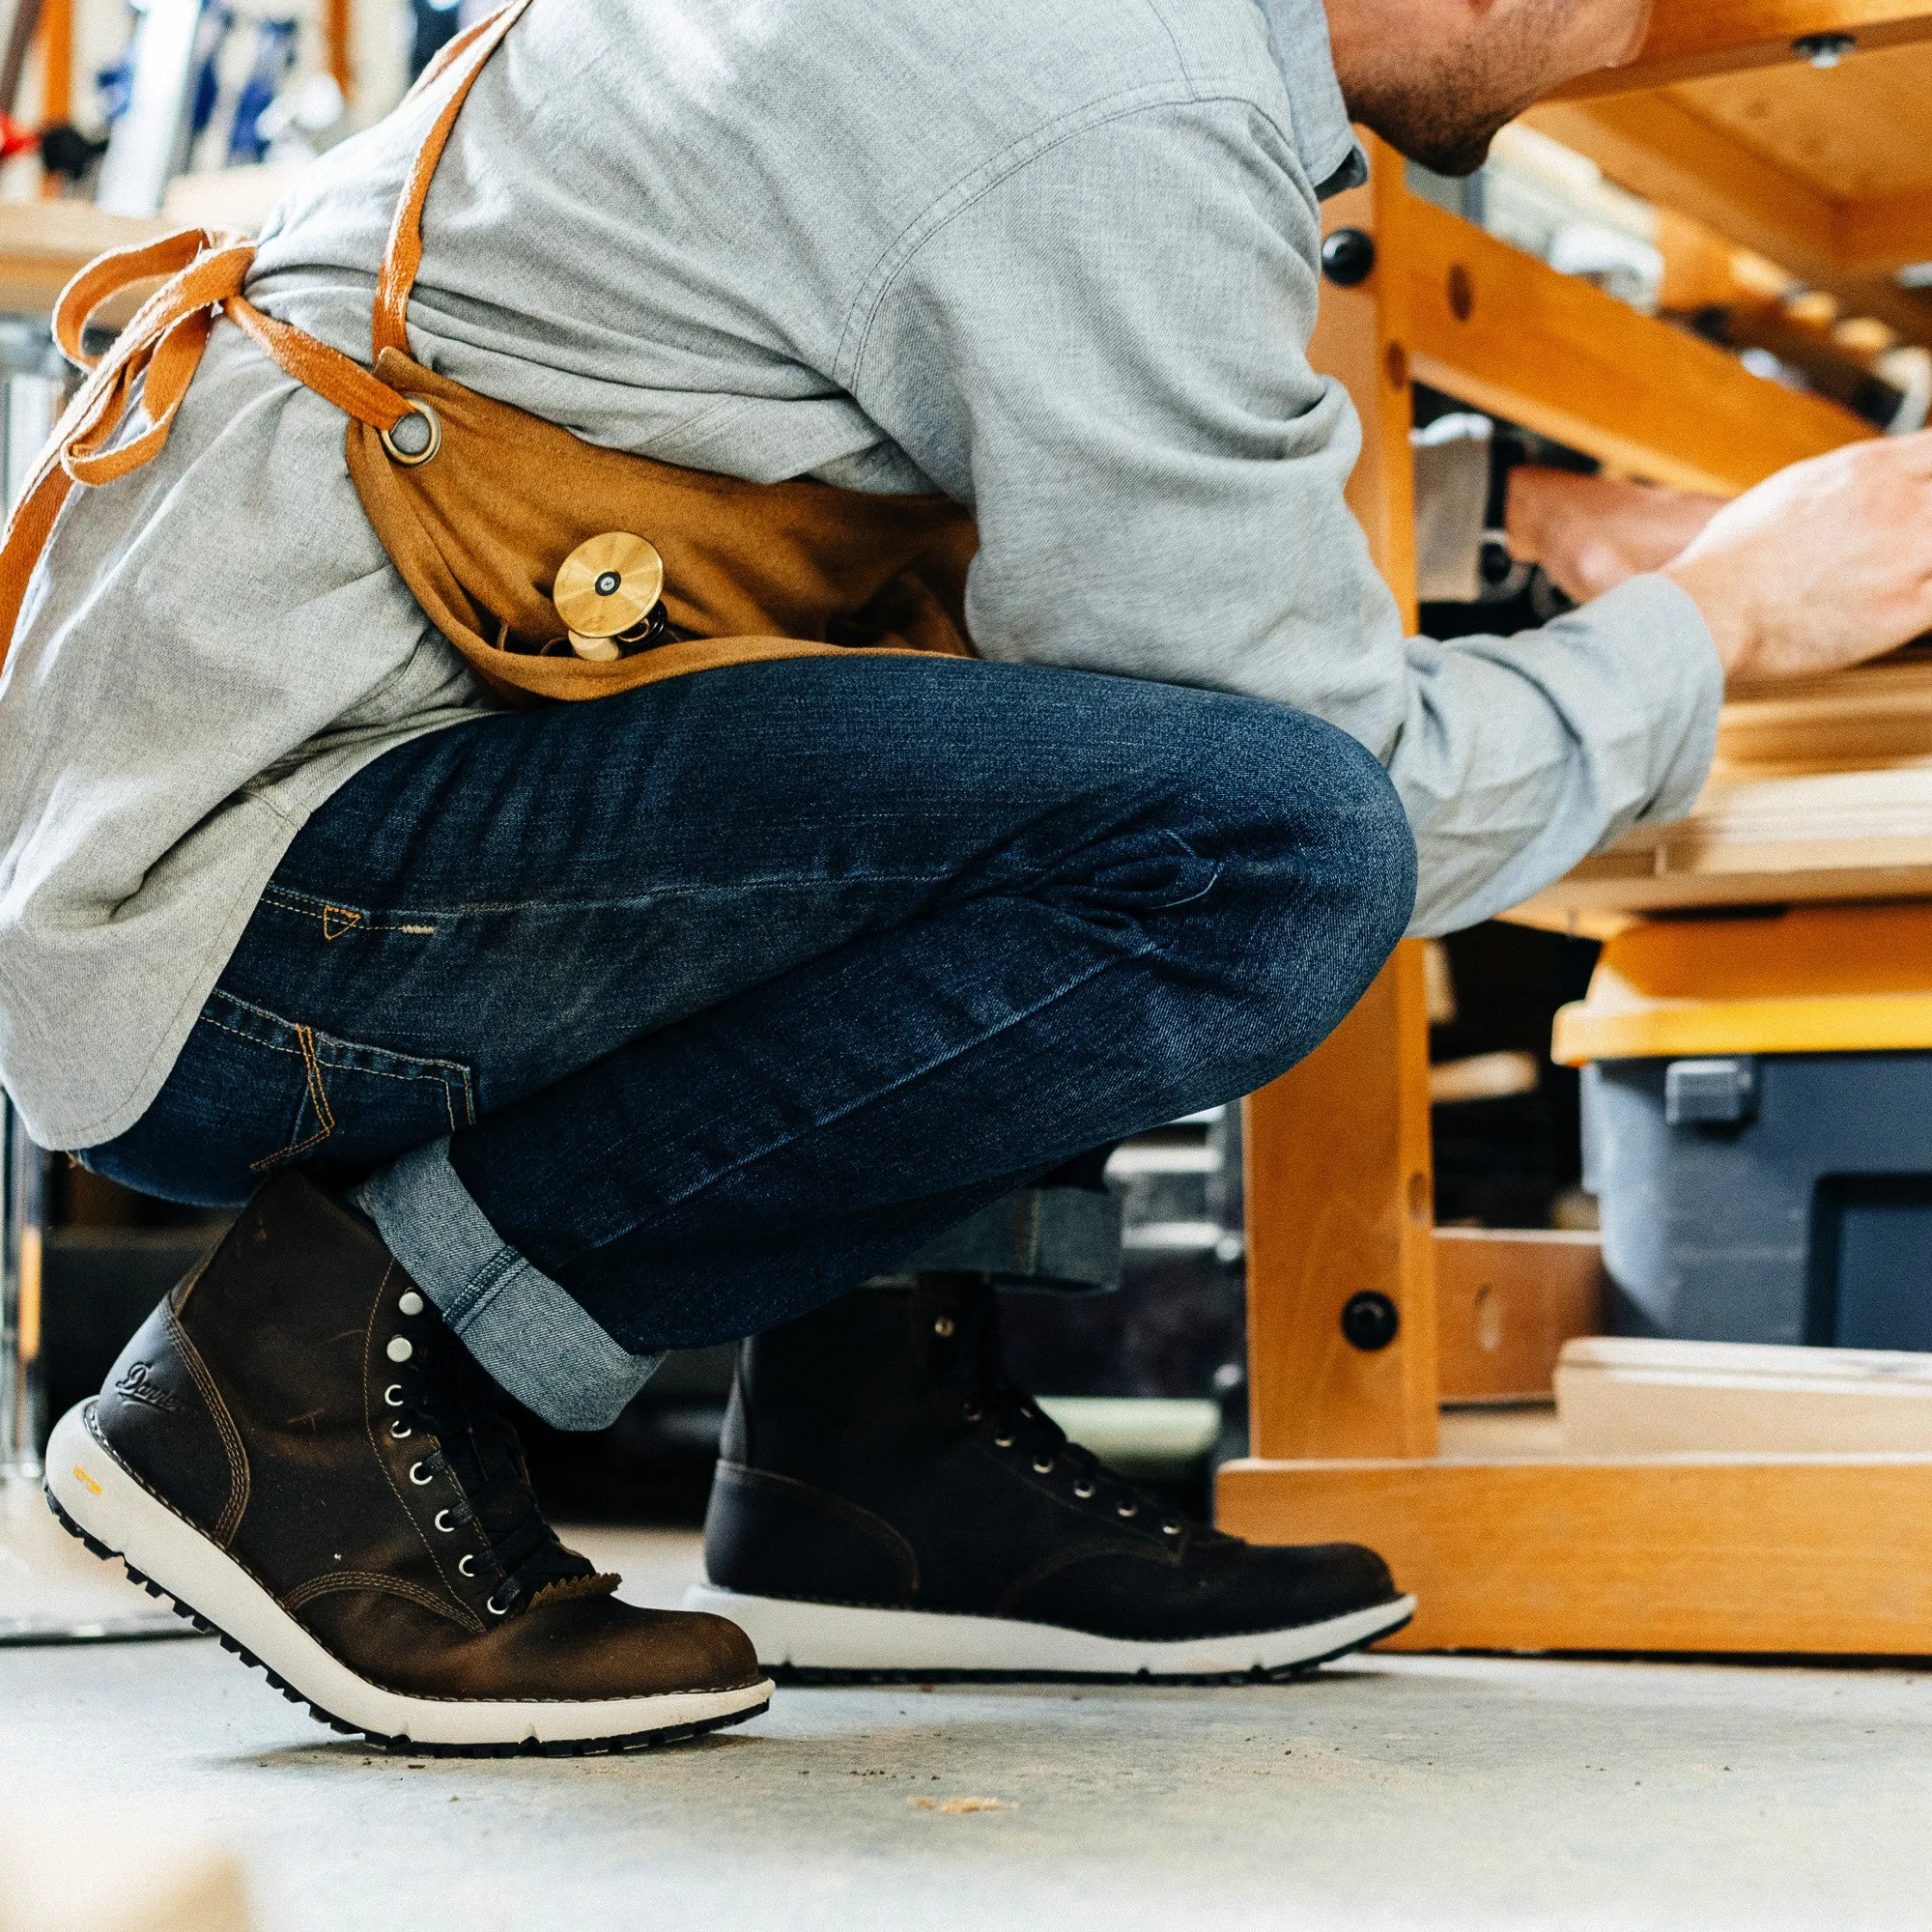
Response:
[0,0,979,703]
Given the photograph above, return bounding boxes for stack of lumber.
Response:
[1514,651,1932,929]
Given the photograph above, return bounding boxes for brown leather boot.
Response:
[44,1172,770,1753]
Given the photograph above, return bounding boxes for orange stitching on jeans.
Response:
[247,1023,337,1172]
[310,1044,474,1131]
[297,1025,336,1135]
[320,904,363,941]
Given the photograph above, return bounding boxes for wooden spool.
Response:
[552,532,666,662]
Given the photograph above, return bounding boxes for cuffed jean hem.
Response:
[898,1184,1124,1292]
[354,1137,664,1431]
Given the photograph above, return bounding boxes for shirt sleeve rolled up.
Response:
[841,94,1723,936]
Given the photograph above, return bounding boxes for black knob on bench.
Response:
[1321,228,1377,287]
[1340,1290,1401,1351]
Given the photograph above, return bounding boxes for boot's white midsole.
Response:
[682,1580,1416,1675]
[45,1404,773,1747]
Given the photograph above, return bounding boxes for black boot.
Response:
[689,1278,1413,1678]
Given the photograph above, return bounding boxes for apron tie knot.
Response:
[0,226,424,660]
[49,226,416,491]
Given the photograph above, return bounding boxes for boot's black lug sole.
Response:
[43,1486,769,1756]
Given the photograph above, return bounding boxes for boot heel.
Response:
[44,1402,147,1570]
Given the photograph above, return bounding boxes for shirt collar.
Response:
[1256,0,1368,196]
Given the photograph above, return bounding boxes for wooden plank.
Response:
[1401,196,1872,496]
[1516,853,1932,924]
[1435,1230,1605,1404]
[1243,945,1439,1462]
[1507,658,1932,923]
[39,0,71,127]
[1311,140,1419,631]
[1512,753,1932,923]
[0,202,172,319]
[1525,96,1932,338]
[1655,205,1794,312]
[1714,655,1932,774]
[1557,1337,1932,1455]
[1555,0,1932,99]
[1667,42,1932,205]
[1528,95,1836,272]
[326,0,353,97]
[1238,132,1435,1467]
[1216,1452,1932,1654]
[1840,185,1932,271]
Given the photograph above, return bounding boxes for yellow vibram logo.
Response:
[71,1463,102,1496]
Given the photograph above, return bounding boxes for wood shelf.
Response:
[1556,0,1932,98]
[1396,195,1870,495]
[1219,1447,1932,1655]
[1529,20,1932,343]
[1510,656,1932,925]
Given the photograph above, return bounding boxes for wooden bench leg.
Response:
[1243,942,1439,1464]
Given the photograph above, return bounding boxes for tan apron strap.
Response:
[0,0,542,681]
[48,231,414,475]
[0,228,422,678]
[372,0,537,362]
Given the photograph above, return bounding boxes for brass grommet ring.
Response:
[380,401,442,468]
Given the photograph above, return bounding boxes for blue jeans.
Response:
[85,656,1414,1428]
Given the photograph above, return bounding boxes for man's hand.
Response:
[1505,467,1722,603]
[1662,432,1932,683]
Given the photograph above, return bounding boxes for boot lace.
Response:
[951,1313,1201,1544]
[384,1293,610,1618]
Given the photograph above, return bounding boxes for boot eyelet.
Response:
[459,1554,477,1577]
[1117,1503,1138,1519]
[485,1589,512,1616]
[384,1383,404,1407]
[961,1404,982,1423]
[993,1434,1014,1449]
[435,1509,456,1533]
[1033,1459,1054,1474]
[1073,1481,1095,1499]
[1163,1522,1181,1536]
[409,1461,433,1486]
[389,1420,412,1440]
[933,1317,956,1338]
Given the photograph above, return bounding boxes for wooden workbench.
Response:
[1218,0,1932,1656]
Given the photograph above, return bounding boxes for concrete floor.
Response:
[5,1528,1931,1932]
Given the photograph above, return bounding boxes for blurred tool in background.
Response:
[42,1,342,210]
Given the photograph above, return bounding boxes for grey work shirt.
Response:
[0,0,1720,1151]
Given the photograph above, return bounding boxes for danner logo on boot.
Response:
[114,1361,186,1416]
